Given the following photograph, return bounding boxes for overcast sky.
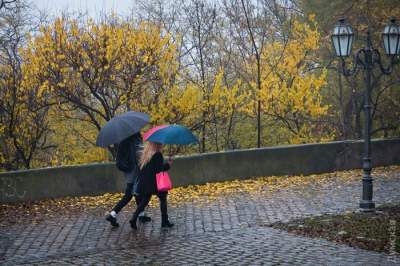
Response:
[31,0,136,19]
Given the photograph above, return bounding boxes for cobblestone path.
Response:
[1,170,400,265]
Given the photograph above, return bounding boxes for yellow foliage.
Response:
[0,58,54,169]
[207,70,246,119]
[47,108,109,166]
[242,17,330,144]
[146,83,203,125]
[20,15,189,163]
[7,13,334,167]
[21,15,179,117]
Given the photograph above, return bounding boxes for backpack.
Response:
[116,134,142,172]
[116,145,132,172]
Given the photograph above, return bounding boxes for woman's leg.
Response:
[130,194,151,229]
[135,195,151,222]
[157,192,174,228]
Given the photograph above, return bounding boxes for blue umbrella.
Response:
[144,124,198,145]
[96,111,149,147]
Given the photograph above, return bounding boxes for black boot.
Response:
[161,215,174,228]
[106,214,119,227]
[139,215,152,223]
[129,214,138,230]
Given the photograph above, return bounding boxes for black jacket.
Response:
[116,133,142,174]
[135,152,170,195]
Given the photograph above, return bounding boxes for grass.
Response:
[271,205,400,254]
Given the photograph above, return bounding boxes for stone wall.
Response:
[1,138,399,203]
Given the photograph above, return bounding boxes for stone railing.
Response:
[1,138,399,203]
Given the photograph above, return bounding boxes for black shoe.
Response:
[161,220,174,228]
[138,216,152,223]
[129,219,137,230]
[106,214,119,227]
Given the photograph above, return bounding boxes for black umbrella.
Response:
[96,111,150,147]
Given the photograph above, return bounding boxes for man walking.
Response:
[106,132,150,227]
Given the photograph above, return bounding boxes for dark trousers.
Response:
[113,183,141,213]
[131,192,168,222]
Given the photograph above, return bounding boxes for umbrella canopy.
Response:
[142,125,168,140]
[96,111,149,147]
[144,124,198,145]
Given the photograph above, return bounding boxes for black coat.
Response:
[116,133,142,175]
[135,152,170,195]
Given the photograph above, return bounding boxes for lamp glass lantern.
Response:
[331,18,354,57]
[382,18,400,55]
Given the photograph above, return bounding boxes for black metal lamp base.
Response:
[359,200,375,212]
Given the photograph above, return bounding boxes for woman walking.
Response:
[129,141,174,229]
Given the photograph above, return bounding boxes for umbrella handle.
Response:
[167,146,174,165]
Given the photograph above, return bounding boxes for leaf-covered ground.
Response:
[271,204,400,254]
[1,166,399,228]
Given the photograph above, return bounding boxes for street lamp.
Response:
[331,17,400,212]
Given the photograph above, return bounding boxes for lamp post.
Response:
[331,17,400,212]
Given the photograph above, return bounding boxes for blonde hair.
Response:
[139,142,163,169]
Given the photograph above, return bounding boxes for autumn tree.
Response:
[0,0,18,10]
[137,0,331,148]
[224,0,330,144]
[254,17,330,143]
[0,1,54,170]
[136,0,246,152]
[22,15,180,157]
[181,0,218,152]
[45,109,109,166]
[297,0,400,139]
[7,1,398,170]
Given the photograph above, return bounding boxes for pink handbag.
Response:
[156,171,172,191]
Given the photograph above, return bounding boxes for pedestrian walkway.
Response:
[1,168,400,265]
